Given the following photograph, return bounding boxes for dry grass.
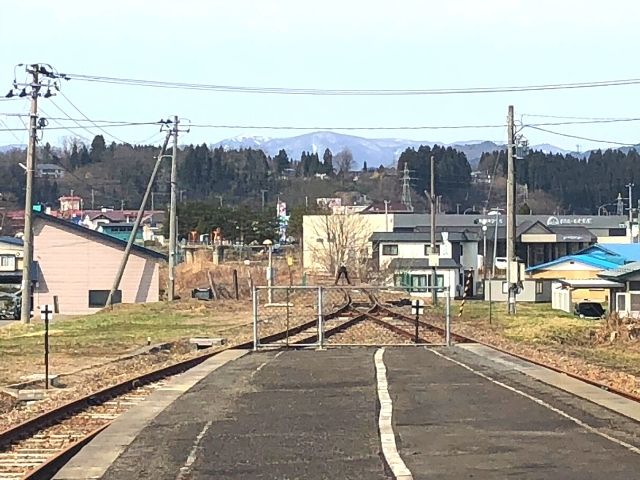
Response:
[454,300,640,382]
[0,299,253,385]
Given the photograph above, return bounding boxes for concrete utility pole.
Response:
[425,155,438,306]
[19,67,39,324]
[506,105,517,315]
[106,132,172,307]
[168,116,179,301]
[91,189,95,210]
[261,189,268,210]
[627,183,635,243]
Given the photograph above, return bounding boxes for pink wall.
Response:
[33,219,161,315]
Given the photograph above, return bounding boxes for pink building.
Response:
[33,213,166,315]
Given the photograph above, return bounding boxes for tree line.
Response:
[478,148,640,213]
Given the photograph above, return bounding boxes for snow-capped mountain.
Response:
[0,144,26,153]
[211,131,509,168]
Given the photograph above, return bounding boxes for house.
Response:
[98,223,144,243]
[36,163,65,179]
[370,230,480,298]
[527,244,640,305]
[32,213,166,315]
[0,236,24,285]
[597,262,640,317]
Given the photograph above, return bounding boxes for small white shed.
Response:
[551,279,623,313]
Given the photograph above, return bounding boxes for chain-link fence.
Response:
[252,286,452,349]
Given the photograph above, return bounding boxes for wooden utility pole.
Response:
[506,105,516,315]
[19,66,39,324]
[106,132,172,307]
[168,116,179,301]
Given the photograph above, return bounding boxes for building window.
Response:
[535,281,543,294]
[617,293,627,312]
[382,244,398,256]
[629,281,640,291]
[630,293,640,312]
[411,274,428,291]
[0,255,15,270]
[427,274,445,287]
[89,290,121,308]
[424,244,440,256]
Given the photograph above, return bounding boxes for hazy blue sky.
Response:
[1,0,639,151]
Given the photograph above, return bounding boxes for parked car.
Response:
[0,291,21,320]
[574,302,605,319]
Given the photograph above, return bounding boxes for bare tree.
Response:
[334,148,354,178]
[306,213,372,281]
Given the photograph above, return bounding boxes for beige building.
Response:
[33,214,166,315]
[302,213,391,275]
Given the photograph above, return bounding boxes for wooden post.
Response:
[233,269,239,300]
[207,270,218,300]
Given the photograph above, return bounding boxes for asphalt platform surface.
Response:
[100,347,640,480]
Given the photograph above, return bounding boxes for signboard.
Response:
[276,201,289,243]
[411,299,424,315]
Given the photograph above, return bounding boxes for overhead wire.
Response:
[61,73,640,96]
[524,125,638,147]
[58,91,131,144]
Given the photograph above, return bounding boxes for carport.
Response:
[551,278,623,313]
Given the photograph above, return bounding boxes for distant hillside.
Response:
[211,131,513,168]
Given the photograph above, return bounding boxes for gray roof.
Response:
[371,230,479,243]
[598,261,640,279]
[388,258,460,270]
[33,213,166,261]
[392,213,627,230]
[37,163,64,170]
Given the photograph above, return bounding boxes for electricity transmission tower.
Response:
[400,163,414,211]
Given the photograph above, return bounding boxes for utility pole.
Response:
[506,105,517,315]
[168,115,179,301]
[384,200,389,231]
[19,67,38,324]
[424,155,438,306]
[91,189,95,210]
[8,63,63,323]
[627,183,634,243]
[106,131,172,307]
[151,192,155,211]
[260,189,268,210]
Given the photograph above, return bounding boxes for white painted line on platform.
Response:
[374,348,413,480]
[251,351,284,378]
[175,420,212,480]
[458,343,640,422]
[429,349,640,456]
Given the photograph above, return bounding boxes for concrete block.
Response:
[189,337,225,348]
[17,389,45,401]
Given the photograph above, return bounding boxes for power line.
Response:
[61,72,640,95]
[525,125,638,147]
[0,117,22,143]
[48,98,100,138]
[58,91,130,144]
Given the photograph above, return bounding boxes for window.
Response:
[617,293,627,312]
[536,281,544,294]
[411,274,427,292]
[629,281,640,291]
[630,293,640,312]
[89,290,121,308]
[382,244,398,256]
[424,244,440,256]
[428,274,445,287]
[0,255,15,269]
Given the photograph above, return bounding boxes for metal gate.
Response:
[252,286,452,349]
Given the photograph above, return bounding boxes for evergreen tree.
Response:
[90,135,106,163]
[323,148,334,175]
[274,149,290,174]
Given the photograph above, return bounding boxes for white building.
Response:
[370,230,480,298]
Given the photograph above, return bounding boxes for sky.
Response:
[1,0,639,152]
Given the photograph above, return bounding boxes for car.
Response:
[574,302,605,319]
[494,257,508,270]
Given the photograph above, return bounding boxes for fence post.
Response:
[445,289,451,347]
[317,286,324,349]
[252,286,259,351]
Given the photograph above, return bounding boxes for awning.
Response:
[555,279,623,289]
